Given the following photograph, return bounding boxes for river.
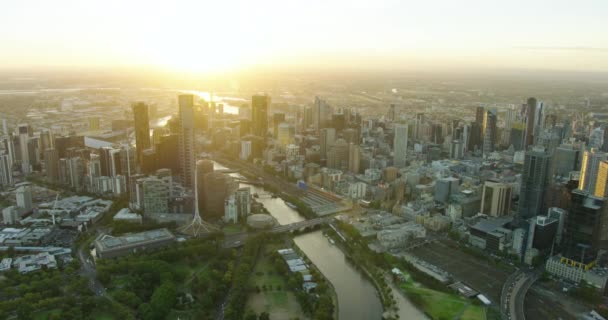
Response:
[214,162,426,320]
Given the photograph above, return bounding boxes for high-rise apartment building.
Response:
[178,94,196,189]
[17,124,31,174]
[252,95,270,137]
[393,123,408,167]
[132,102,151,169]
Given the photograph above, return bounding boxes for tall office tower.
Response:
[99,147,121,177]
[327,138,349,171]
[475,106,485,126]
[319,128,336,160]
[303,106,313,130]
[178,94,196,189]
[39,129,53,153]
[565,189,608,263]
[27,137,40,167]
[88,154,102,178]
[594,161,608,198]
[348,143,361,174]
[519,146,552,220]
[277,123,294,148]
[119,145,135,177]
[468,122,482,152]
[554,143,581,177]
[157,134,179,173]
[547,207,567,245]
[450,140,464,159]
[252,94,270,137]
[17,124,31,174]
[196,159,214,215]
[44,148,59,183]
[272,113,285,137]
[16,186,32,212]
[203,172,231,219]
[523,97,537,150]
[66,157,85,191]
[132,102,151,169]
[509,123,525,151]
[313,96,332,134]
[388,104,396,122]
[3,134,15,164]
[480,182,512,217]
[393,123,408,167]
[461,124,470,152]
[235,187,251,218]
[579,148,607,194]
[482,109,497,154]
[0,153,13,188]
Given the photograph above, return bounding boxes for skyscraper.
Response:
[475,106,485,126]
[393,123,408,167]
[132,102,151,169]
[313,96,332,134]
[17,124,31,174]
[44,148,59,183]
[523,97,537,150]
[595,161,608,198]
[482,109,497,154]
[319,128,336,161]
[0,153,13,188]
[196,159,214,215]
[252,95,269,137]
[519,146,552,220]
[178,94,196,189]
[579,148,607,195]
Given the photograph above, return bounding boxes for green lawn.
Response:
[401,282,484,320]
[245,245,308,319]
[223,224,245,235]
[462,305,486,320]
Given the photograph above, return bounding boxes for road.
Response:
[222,216,334,248]
[501,270,539,320]
[77,232,113,301]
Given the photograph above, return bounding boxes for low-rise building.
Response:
[113,208,143,224]
[95,228,176,259]
[545,256,608,291]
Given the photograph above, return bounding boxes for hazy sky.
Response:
[1,0,608,73]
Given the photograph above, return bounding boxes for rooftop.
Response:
[96,228,175,252]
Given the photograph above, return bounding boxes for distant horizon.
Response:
[2,0,608,73]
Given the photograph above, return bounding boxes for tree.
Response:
[259,312,270,320]
[244,312,258,320]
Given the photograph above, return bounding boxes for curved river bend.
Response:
[216,162,426,320]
